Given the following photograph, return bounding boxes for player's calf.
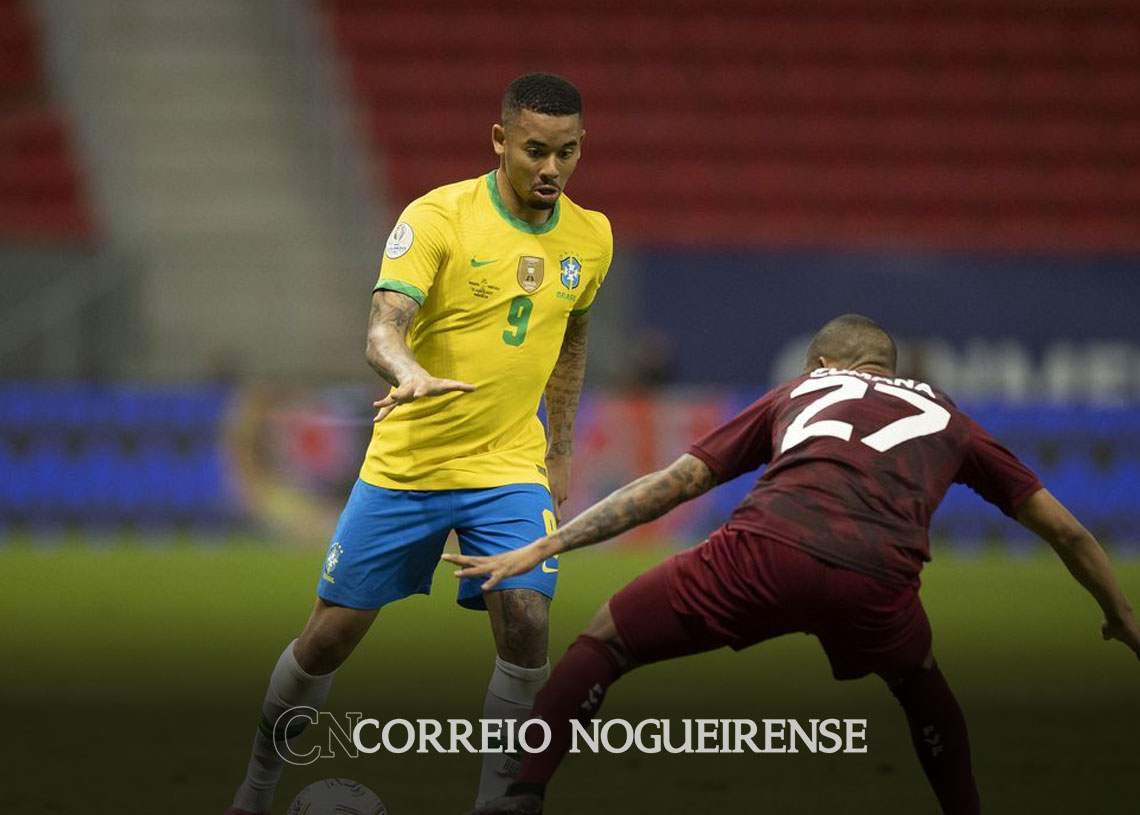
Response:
[228,609,374,815]
[477,590,553,805]
[883,661,980,815]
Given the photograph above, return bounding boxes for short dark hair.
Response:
[502,73,582,124]
[805,314,898,373]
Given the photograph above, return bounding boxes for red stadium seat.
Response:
[0,1,95,242]
[320,0,1140,250]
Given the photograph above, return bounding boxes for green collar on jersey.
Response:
[485,171,561,235]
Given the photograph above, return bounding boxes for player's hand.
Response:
[442,539,554,591]
[544,448,572,523]
[1102,614,1140,661]
[372,372,476,421]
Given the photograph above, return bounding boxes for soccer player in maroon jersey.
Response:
[444,314,1140,815]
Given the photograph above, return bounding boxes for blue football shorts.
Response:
[315,479,560,611]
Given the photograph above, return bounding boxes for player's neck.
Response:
[494,168,555,226]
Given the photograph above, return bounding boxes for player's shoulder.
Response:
[402,175,485,219]
[558,192,613,247]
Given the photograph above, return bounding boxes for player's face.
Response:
[493,110,584,213]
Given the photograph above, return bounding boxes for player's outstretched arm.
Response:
[543,311,590,520]
[443,453,717,588]
[1016,488,1140,660]
[365,289,475,422]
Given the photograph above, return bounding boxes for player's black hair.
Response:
[806,314,898,373]
[501,73,583,124]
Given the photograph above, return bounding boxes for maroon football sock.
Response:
[888,662,980,815]
[513,634,624,788]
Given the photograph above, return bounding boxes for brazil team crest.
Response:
[516,256,544,293]
[560,256,582,289]
[323,541,343,584]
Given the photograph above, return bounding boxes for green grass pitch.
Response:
[2,540,1137,814]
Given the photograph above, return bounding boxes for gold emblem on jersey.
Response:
[516,256,545,293]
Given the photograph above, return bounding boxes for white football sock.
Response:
[475,657,550,806]
[231,640,336,813]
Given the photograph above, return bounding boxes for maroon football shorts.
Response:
[609,525,932,680]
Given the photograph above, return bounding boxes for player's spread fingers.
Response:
[452,566,494,579]
[435,379,477,393]
[441,554,498,578]
[440,553,476,566]
[373,404,398,422]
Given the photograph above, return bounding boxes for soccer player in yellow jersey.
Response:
[226,73,612,814]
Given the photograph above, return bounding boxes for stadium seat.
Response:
[0,0,95,243]
[322,0,1140,249]
[79,436,121,525]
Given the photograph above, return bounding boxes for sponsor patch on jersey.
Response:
[385,222,414,259]
[516,256,544,292]
[559,255,582,289]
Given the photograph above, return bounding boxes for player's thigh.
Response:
[316,479,452,611]
[453,483,559,611]
[815,570,933,681]
[608,551,738,666]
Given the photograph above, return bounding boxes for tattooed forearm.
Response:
[548,454,717,553]
[366,290,423,386]
[545,312,590,453]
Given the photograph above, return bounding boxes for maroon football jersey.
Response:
[687,367,1042,583]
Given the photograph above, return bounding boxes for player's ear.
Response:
[491,124,506,157]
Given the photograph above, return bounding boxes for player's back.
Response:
[689,367,1040,583]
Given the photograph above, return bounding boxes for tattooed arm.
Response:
[443,453,718,588]
[366,289,476,422]
[543,311,590,519]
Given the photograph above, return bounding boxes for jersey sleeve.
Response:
[954,415,1043,517]
[570,213,613,316]
[374,199,453,305]
[687,389,779,483]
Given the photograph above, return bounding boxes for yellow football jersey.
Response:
[361,170,612,490]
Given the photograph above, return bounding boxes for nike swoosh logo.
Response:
[541,556,560,574]
[470,257,498,267]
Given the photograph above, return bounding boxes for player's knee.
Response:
[489,589,551,667]
[512,593,550,636]
[293,632,346,675]
[583,602,637,672]
[294,601,375,674]
[880,652,940,695]
[296,620,364,674]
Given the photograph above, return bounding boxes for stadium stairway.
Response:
[321,0,1140,250]
[33,0,380,380]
